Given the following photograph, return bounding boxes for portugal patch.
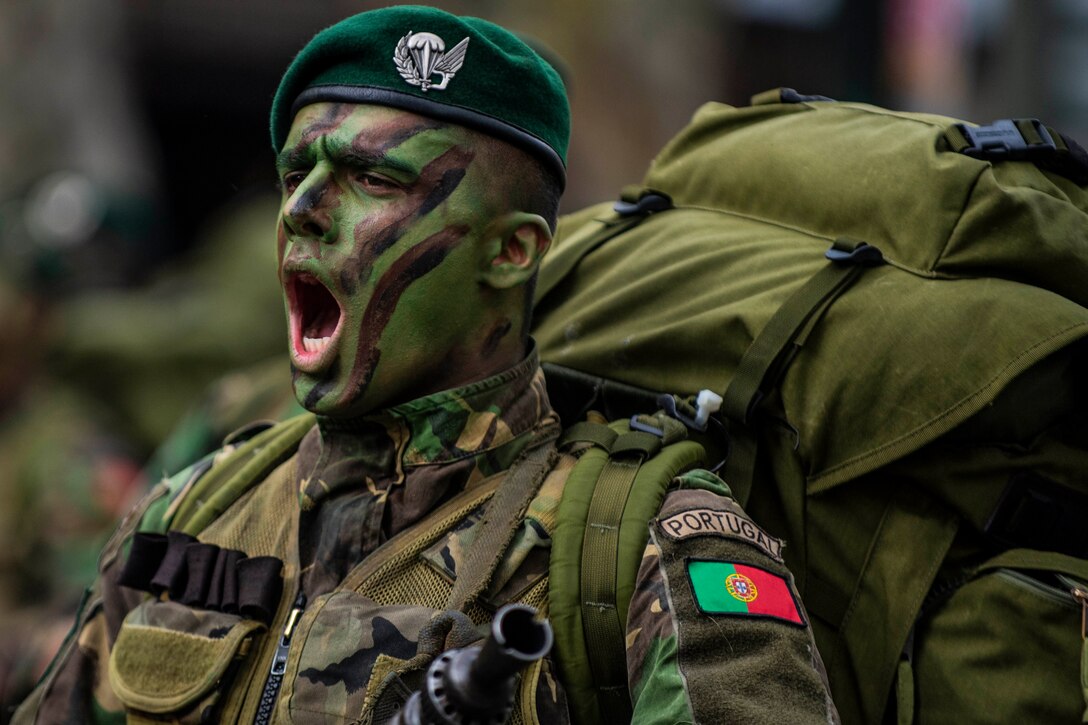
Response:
[687,559,806,626]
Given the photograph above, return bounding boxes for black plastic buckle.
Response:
[955,118,1057,161]
[656,394,703,431]
[613,191,673,217]
[824,240,884,266]
[629,415,665,438]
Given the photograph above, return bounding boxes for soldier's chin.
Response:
[290,370,373,418]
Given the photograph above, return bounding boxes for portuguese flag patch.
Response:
[687,559,806,626]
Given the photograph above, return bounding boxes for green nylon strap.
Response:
[721,238,877,427]
[447,424,560,611]
[720,239,879,498]
[722,429,757,507]
[580,455,642,724]
[896,657,915,725]
[610,431,662,458]
[559,421,619,450]
[172,413,316,536]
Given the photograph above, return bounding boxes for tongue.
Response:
[305,305,338,339]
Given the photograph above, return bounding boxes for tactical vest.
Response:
[96,411,711,724]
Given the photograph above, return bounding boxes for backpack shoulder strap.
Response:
[550,415,705,725]
[163,412,316,535]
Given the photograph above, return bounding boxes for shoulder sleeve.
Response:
[625,476,839,725]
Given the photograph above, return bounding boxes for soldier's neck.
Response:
[311,346,550,470]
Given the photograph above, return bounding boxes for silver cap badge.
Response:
[393,31,470,92]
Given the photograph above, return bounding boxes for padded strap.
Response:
[721,238,883,501]
[559,421,619,450]
[172,413,315,536]
[549,417,706,725]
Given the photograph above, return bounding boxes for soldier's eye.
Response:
[356,173,401,194]
[281,171,308,194]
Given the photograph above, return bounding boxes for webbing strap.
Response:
[172,413,316,536]
[721,239,882,499]
[896,657,915,725]
[610,431,662,458]
[559,421,619,450]
[579,454,643,724]
[722,432,758,507]
[447,425,560,611]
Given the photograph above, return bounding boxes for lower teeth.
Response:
[302,336,331,353]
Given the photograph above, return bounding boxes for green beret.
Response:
[271,5,570,186]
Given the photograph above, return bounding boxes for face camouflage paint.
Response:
[277,102,531,417]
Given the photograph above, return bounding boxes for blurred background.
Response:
[0,0,1085,716]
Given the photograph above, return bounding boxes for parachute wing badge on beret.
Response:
[394,31,470,92]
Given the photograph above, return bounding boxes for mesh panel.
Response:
[354,489,554,725]
[201,459,297,557]
[357,491,496,615]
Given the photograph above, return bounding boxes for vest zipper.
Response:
[254,590,306,725]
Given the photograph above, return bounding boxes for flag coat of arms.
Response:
[687,559,806,626]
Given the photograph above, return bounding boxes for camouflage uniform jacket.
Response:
[15,353,837,724]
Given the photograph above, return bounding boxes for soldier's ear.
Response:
[479,212,552,290]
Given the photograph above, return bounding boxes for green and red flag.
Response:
[687,559,806,626]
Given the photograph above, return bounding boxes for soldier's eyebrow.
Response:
[275,138,421,179]
[275,147,313,176]
[332,147,418,178]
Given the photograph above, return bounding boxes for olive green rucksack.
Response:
[532,89,1088,723]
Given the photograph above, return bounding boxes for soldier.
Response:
[15,7,838,723]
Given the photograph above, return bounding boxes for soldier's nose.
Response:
[284,182,335,241]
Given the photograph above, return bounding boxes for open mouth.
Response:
[286,273,343,370]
